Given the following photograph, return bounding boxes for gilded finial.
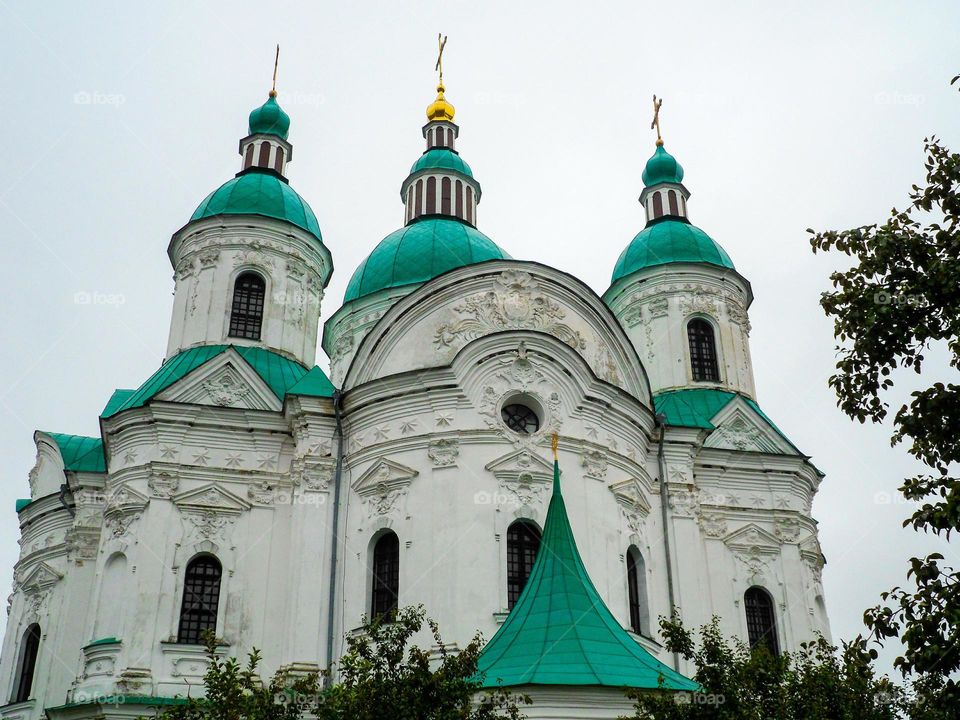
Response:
[551,433,559,459]
[651,94,663,146]
[270,44,280,98]
[426,33,455,122]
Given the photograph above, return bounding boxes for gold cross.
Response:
[435,34,448,85]
[651,94,663,145]
[271,45,280,97]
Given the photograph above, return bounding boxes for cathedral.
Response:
[0,52,830,720]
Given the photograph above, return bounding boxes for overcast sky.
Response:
[1,0,957,678]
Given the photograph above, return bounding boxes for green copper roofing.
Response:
[287,365,337,397]
[102,345,334,418]
[654,388,802,454]
[248,95,290,140]
[101,389,135,417]
[610,219,735,284]
[15,499,31,513]
[476,458,698,691]
[410,148,474,178]
[84,637,120,648]
[47,696,189,711]
[642,145,684,186]
[190,169,322,243]
[343,217,508,303]
[44,433,106,473]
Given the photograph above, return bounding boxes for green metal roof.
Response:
[642,144,684,186]
[248,95,290,140]
[654,388,802,454]
[101,389,135,417]
[190,169,323,243]
[476,458,698,691]
[44,433,106,473]
[102,345,334,418]
[343,217,508,303]
[15,499,31,513]
[410,148,474,178]
[287,365,337,397]
[609,219,735,285]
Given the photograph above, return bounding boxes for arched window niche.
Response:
[228,271,266,341]
[506,520,541,609]
[687,317,720,382]
[744,586,780,656]
[177,555,222,645]
[371,531,400,620]
[626,546,650,636]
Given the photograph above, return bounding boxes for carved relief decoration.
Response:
[428,439,460,467]
[434,270,586,352]
[352,458,418,520]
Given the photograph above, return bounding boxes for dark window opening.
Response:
[627,549,648,636]
[273,147,284,173]
[466,186,474,225]
[415,179,424,218]
[652,192,663,218]
[507,521,541,609]
[745,587,779,656]
[177,556,222,644]
[441,177,452,214]
[12,624,40,703]
[257,142,271,167]
[243,144,255,169]
[501,404,540,434]
[371,532,400,620]
[426,177,437,214]
[456,179,464,219]
[228,272,266,340]
[687,318,719,382]
[668,189,679,215]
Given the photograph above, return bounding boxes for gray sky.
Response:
[1,0,957,679]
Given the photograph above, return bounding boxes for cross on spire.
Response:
[435,33,448,86]
[651,94,663,146]
[270,44,280,97]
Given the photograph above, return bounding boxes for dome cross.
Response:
[651,94,664,146]
[435,33,448,86]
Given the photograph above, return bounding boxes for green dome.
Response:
[248,95,290,140]
[410,148,474,178]
[611,219,734,283]
[642,145,684,186]
[190,169,322,242]
[344,217,507,302]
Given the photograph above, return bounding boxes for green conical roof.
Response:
[248,94,290,140]
[410,148,474,179]
[476,457,698,691]
[642,144,683,186]
[343,217,508,303]
[190,169,323,244]
[608,219,735,286]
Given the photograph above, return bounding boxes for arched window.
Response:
[12,624,40,703]
[436,127,445,147]
[228,272,266,340]
[455,179,464,219]
[441,177,452,214]
[177,556,222,644]
[273,147,284,173]
[257,142,271,167]
[415,179,424,218]
[626,547,650,636]
[687,318,719,382]
[243,144,255,169]
[507,521,541,609]
[744,587,779,655]
[466,186,474,225]
[652,192,663,218]
[371,532,400,620]
[668,189,679,215]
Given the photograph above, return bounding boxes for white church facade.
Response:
[0,66,830,720]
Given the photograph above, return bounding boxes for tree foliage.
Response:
[808,75,960,699]
[625,616,905,720]
[158,607,528,720]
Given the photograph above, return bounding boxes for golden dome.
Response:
[426,83,455,122]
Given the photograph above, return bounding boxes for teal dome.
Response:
[642,145,683,186]
[410,148,474,179]
[190,169,322,242]
[610,219,734,283]
[248,95,290,140]
[344,217,507,302]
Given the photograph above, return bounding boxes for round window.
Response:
[501,403,541,434]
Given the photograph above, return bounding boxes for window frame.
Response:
[370,531,400,620]
[686,316,721,383]
[176,554,223,645]
[227,270,267,341]
[12,623,40,703]
[744,586,780,656]
[506,520,542,609]
[626,546,650,637]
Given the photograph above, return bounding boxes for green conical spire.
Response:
[476,447,698,691]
